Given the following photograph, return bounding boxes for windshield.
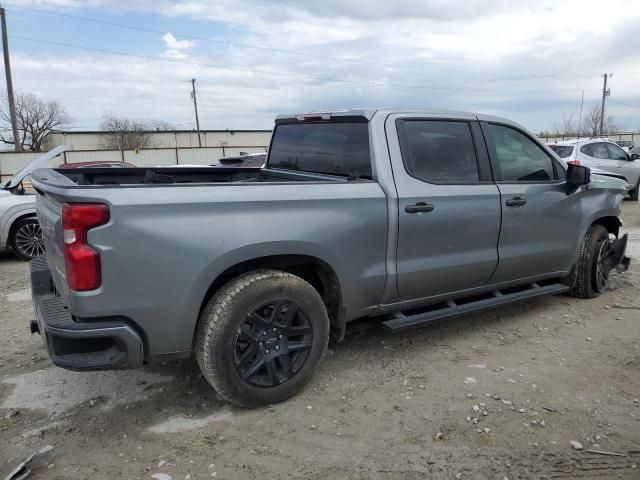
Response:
[268,122,371,178]
[553,145,574,158]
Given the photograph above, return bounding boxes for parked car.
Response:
[549,138,640,200]
[30,109,630,407]
[615,140,634,153]
[0,146,67,260]
[58,161,136,169]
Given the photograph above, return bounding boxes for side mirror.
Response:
[566,164,590,194]
[631,153,639,161]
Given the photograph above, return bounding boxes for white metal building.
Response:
[0,129,273,182]
[42,129,272,152]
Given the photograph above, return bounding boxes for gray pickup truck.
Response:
[30,108,630,407]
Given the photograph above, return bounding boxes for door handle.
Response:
[505,197,527,207]
[405,202,435,213]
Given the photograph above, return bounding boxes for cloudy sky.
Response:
[3,0,640,133]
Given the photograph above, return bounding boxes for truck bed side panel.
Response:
[35,182,388,357]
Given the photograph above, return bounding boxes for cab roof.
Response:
[275,108,520,127]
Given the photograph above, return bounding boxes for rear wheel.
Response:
[570,224,615,299]
[195,269,330,407]
[10,217,45,261]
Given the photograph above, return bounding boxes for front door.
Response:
[605,142,637,184]
[481,122,582,284]
[388,117,501,301]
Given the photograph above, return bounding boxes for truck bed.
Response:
[33,166,350,188]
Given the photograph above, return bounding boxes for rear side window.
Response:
[399,120,479,183]
[484,124,555,182]
[268,122,371,178]
[553,146,574,158]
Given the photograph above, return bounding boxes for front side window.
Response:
[400,120,479,183]
[606,143,628,160]
[484,124,555,182]
[581,142,608,159]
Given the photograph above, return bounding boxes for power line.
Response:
[608,98,640,110]
[9,35,600,95]
[5,2,597,81]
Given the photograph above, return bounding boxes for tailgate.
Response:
[36,191,69,299]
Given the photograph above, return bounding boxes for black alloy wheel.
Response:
[233,299,313,387]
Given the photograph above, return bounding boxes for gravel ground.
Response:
[1,202,640,480]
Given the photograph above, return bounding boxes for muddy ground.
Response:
[1,202,640,480]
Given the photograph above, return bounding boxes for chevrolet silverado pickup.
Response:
[30,109,631,407]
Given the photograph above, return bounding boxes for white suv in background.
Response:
[549,138,640,200]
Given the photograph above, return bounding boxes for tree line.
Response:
[538,104,621,138]
[1,90,176,152]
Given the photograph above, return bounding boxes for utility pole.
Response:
[190,78,202,147]
[600,73,612,137]
[0,6,21,151]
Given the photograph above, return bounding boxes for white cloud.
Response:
[7,0,640,132]
[160,32,195,58]
[162,32,195,51]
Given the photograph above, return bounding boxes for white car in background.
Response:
[0,146,67,260]
[548,138,640,200]
[615,140,634,153]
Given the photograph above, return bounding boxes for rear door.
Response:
[481,122,582,284]
[579,142,610,169]
[387,115,501,301]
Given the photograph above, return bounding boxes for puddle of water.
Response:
[6,288,32,302]
[148,406,233,433]
[1,367,173,417]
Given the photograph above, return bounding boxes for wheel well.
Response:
[593,216,621,237]
[199,255,342,326]
[6,213,37,247]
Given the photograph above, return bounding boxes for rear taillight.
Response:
[62,203,110,291]
[567,159,581,166]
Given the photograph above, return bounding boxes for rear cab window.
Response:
[268,120,371,179]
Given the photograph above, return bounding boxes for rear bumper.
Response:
[30,256,144,371]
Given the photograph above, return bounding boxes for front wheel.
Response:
[570,224,615,299]
[10,217,45,261]
[195,269,330,407]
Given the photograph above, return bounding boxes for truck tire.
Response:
[195,269,330,407]
[10,217,45,261]
[570,224,612,299]
[630,181,639,201]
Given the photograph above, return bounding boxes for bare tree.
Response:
[546,105,621,139]
[99,112,153,150]
[149,120,176,131]
[0,91,70,151]
[552,113,578,137]
[580,104,620,137]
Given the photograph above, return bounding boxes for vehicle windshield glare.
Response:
[268,121,372,178]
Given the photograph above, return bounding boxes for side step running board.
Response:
[383,283,569,333]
